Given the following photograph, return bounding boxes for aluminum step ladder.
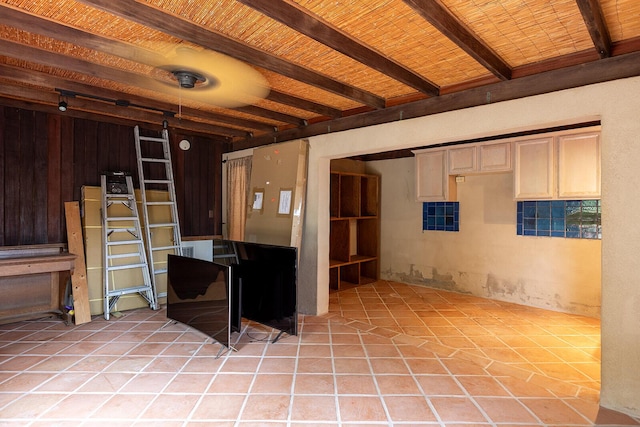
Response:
[101,172,157,320]
[134,125,183,295]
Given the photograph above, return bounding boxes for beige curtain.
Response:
[226,156,252,241]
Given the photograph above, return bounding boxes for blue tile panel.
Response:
[517,200,601,239]
[423,202,459,232]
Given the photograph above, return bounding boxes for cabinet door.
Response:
[557,132,600,198]
[479,141,511,172]
[514,137,554,199]
[448,146,477,174]
[414,150,448,201]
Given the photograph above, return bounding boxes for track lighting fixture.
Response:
[58,94,68,112]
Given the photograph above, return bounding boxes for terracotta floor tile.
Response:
[523,398,592,424]
[290,395,337,421]
[384,395,438,422]
[250,373,294,393]
[0,393,67,419]
[335,374,378,395]
[429,396,489,423]
[416,374,465,396]
[338,395,387,422]
[240,394,291,421]
[376,374,422,395]
[208,373,254,393]
[333,357,372,374]
[0,281,617,426]
[190,394,246,420]
[163,372,213,393]
[294,373,335,394]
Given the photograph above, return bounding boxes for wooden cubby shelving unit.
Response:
[329,171,380,291]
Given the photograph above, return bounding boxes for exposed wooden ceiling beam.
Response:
[235,50,640,149]
[234,105,306,127]
[238,0,439,97]
[575,0,612,58]
[75,0,386,109]
[403,0,512,81]
[267,90,342,119]
[0,63,278,134]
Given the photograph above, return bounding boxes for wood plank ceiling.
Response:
[1,0,640,151]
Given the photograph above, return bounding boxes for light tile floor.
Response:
[0,280,638,426]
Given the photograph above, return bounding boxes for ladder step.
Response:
[107,252,144,260]
[153,268,168,275]
[106,263,148,271]
[145,201,175,206]
[138,135,166,143]
[106,239,145,246]
[140,157,170,163]
[148,222,179,228]
[106,228,138,235]
[151,245,181,252]
[106,285,154,297]
[144,179,171,185]
[105,216,141,222]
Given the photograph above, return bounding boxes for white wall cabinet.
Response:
[479,141,511,172]
[513,137,555,199]
[413,149,453,201]
[513,129,600,200]
[449,141,511,175]
[557,132,601,198]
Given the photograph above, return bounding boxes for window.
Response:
[517,200,601,239]
[423,202,459,232]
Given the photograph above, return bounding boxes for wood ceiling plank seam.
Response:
[238,0,441,96]
[74,0,387,108]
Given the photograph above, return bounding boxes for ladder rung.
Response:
[152,245,181,251]
[138,135,166,143]
[105,192,134,198]
[148,222,178,228]
[107,252,143,260]
[106,228,138,235]
[106,239,145,246]
[144,179,171,185]
[153,268,168,275]
[106,263,148,271]
[145,201,175,206]
[141,157,170,163]
[106,285,154,297]
[106,216,140,222]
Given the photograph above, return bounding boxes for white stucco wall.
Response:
[365,160,601,317]
[297,76,640,417]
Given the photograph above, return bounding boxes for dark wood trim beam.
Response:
[403,0,512,81]
[0,85,240,138]
[575,0,612,58]
[76,0,386,108]
[234,50,640,149]
[238,0,439,96]
[267,90,342,118]
[235,105,306,127]
[0,63,277,133]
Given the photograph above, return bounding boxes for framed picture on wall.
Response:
[252,188,264,212]
[278,188,292,216]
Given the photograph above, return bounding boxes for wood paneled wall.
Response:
[0,106,227,246]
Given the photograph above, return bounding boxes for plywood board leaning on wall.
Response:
[81,186,171,316]
[244,139,309,248]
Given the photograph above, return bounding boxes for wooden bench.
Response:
[0,244,75,324]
